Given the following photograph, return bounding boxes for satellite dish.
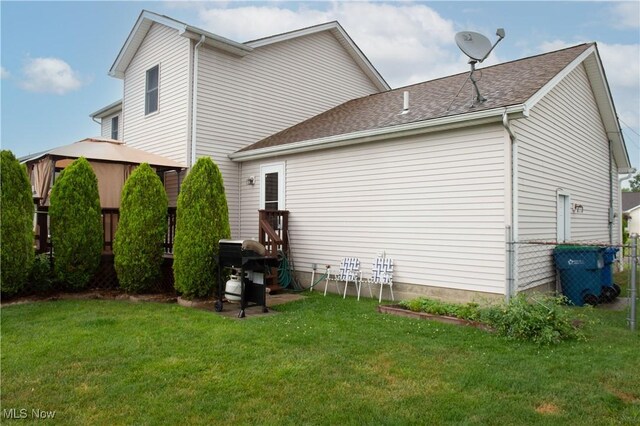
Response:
[455,31,493,62]
[455,28,505,63]
[453,28,506,105]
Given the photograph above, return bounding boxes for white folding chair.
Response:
[365,257,394,303]
[325,258,362,300]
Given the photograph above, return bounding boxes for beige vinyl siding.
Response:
[100,112,123,140]
[240,124,508,294]
[513,64,619,290]
[122,23,191,164]
[163,170,186,208]
[197,31,381,237]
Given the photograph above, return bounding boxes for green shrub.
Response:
[114,163,168,293]
[173,158,230,299]
[482,294,584,345]
[49,157,102,290]
[400,294,584,345]
[0,150,35,295]
[29,253,54,293]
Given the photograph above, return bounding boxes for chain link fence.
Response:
[508,235,638,330]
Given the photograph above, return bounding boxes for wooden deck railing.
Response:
[34,206,177,255]
[258,210,289,257]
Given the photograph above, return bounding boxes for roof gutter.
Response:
[229,104,527,162]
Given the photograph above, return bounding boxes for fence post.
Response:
[630,235,637,331]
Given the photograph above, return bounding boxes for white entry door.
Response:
[260,163,285,211]
[557,192,571,243]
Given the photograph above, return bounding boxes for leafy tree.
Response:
[49,157,102,290]
[114,163,168,293]
[0,150,34,295]
[173,158,230,299]
[628,173,640,192]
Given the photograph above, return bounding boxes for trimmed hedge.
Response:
[114,163,168,293]
[0,150,35,295]
[49,157,103,290]
[174,158,230,299]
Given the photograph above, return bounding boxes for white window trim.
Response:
[259,162,285,210]
[557,189,571,243]
[145,64,160,116]
[111,115,119,140]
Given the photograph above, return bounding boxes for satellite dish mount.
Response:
[455,28,505,105]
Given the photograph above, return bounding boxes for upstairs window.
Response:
[145,65,159,115]
[111,115,119,140]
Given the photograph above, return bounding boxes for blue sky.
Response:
[1,1,639,167]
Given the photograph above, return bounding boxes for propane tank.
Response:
[225,273,242,302]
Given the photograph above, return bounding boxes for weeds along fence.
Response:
[507,236,638,330]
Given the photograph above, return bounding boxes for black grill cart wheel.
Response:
[214,300,223,312]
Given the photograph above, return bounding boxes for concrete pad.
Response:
[204,292,306,319]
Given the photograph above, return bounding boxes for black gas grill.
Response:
[215,239,278,318]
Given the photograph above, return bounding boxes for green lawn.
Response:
[1,292,638,425]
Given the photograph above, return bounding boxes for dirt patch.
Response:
[535,402,561,415]
[605,386,639,404]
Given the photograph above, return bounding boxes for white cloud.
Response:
[195,2,470,87]
[538,40,574,53]
[0,66,9,79]
[20,57,84,94]
[598,43,640,89]
[597,42,640,130]
[610,2,640,29]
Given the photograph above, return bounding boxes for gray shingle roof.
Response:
[622,192,640,211]
[238,43,592,153]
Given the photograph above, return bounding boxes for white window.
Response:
[111,116,119,140]
[145,65,159,115]
[557,191,571,243]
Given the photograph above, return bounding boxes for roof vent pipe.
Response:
[401,91,409,114]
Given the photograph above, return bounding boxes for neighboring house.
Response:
[230,43,631,301]
[91,10,388,216]
[622,192,640,235]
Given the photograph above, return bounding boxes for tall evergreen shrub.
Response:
[0,150,35,295]
[114,163,168,293]
[49,157,102,290]
[174,157,230,299]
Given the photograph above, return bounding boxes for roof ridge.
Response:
[390,42,593,93]
[244,20,340,44]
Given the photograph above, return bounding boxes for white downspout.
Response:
[190,35,206,167]
[503,109,518,302]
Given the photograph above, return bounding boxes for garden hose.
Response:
[277,251,328,291]
[277,251,303,290]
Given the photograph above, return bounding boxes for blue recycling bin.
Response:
[600,247,621,302]
[553,246,603,306]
